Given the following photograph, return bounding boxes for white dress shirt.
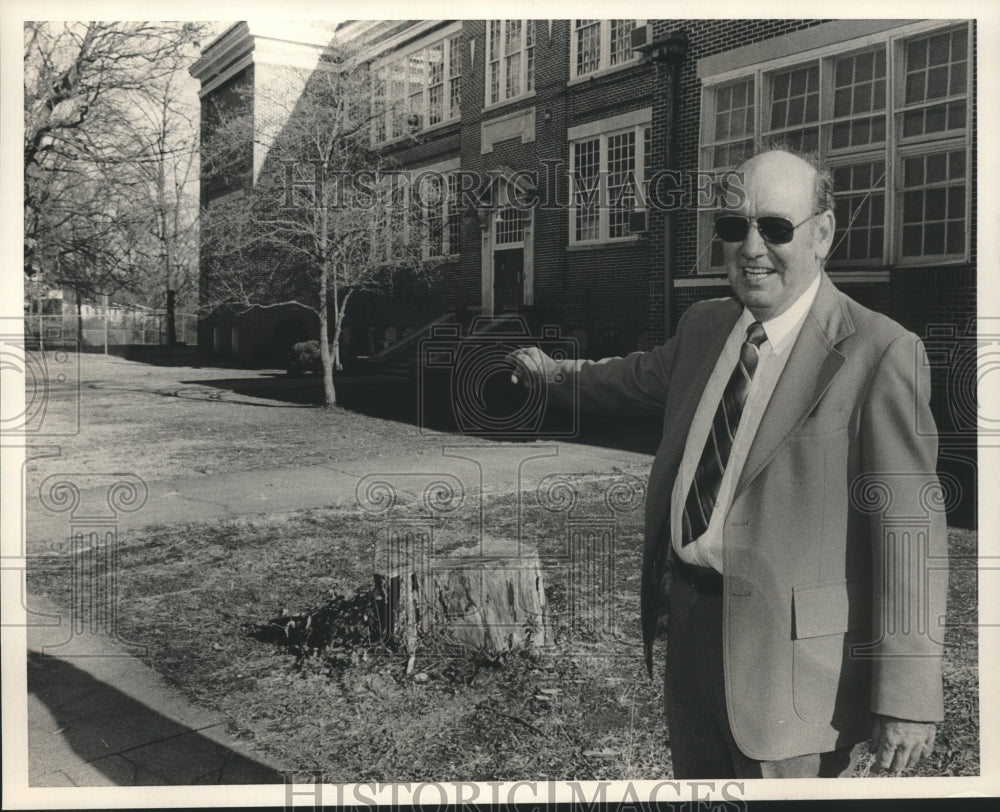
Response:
[670,272,822,572]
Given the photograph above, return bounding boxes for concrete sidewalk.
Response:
[23,438,653,786]
[26,593,284,786]
[26,440,654,544]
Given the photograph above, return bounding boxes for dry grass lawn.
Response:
[24,353,978,780]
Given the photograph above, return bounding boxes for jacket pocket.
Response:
[792,415,849,437]
[791,579,871,723]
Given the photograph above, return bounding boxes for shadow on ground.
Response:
[28,652,282,786]
[182,372,663,456]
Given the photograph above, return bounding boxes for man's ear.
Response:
[813,209,836,262]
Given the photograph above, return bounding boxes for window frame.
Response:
[568,109,652,246]
[570,19,646,81]
[484,20,536,108]
[376,160,462,263]
[696,20,972,273]
[493,206,529,248]
[371,24,463,146]
[413,159,462,260]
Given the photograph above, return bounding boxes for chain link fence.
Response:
[23,312,198,350]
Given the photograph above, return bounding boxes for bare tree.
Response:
[24,21,205,325]
[201,48,440,407]
[113,65,201,345]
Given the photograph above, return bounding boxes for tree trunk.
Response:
[332,288,353,374]
[318,213,337,407]
[319,311,337,408]
[165,288,177,349]
[374,538,548,663]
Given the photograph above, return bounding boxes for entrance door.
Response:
[493,248,524,312]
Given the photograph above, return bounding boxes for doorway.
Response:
[493,248,524,312]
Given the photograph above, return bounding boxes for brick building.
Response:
[192,18,977,523]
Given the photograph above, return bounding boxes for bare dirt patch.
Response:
[25,354,490,487]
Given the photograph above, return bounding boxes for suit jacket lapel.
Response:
[672,297,743,433]
[647,297,741,547]
[734,273,855,500]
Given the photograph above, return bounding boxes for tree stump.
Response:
[374,537,548,661]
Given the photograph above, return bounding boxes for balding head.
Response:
[722,149,836,321]
[735,150,820,217]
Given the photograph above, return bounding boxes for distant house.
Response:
[192,19,976,521]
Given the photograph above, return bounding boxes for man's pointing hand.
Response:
[508,346,554,386]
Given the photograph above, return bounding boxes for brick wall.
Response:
[196,18,977,387]
[555,25,657,356]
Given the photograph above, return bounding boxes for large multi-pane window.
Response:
[377,166,462,261]
[572,20,644,78]
[416,168,461,258]
[570,114,651,243]
[372,30,462,144]
[486,20,535,105]
[698,21,971,270]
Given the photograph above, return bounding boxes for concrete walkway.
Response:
[26,441,654,542]
[26,593,285,786]
[23,438,654,787]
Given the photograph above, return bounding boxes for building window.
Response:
[573,138,601,242]
[569,113,650,244]
[572,19,644,78]
[900,149,966,258]
[487,20,535,106]
[376,165,461,262]
[698,21,971,271]
[372,30,462,144]
[416,167,461,259]
[447,173,462,255]
[495,207,527,246]
[423,173,445,257]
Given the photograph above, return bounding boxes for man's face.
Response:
[723,151,833,322]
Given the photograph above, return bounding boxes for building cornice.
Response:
[190,21,345,98]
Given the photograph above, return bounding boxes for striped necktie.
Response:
[681,321,767,547]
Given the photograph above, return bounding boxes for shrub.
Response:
[287,340,323,376]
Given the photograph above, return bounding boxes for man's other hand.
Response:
[869,714,936,773]
[508,346,556,386]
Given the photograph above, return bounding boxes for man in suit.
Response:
[511,149,946,778]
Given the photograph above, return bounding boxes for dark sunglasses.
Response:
[714,213,819,245]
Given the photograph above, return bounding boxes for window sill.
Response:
[674,275,730,287]
[567,59,644,87]
[374,117,460,148]
[567,237,642,251]
[826,270,891,283]
[481,91,537,117]
[894,256,970,268]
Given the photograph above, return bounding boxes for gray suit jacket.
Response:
[548,272,946,759]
